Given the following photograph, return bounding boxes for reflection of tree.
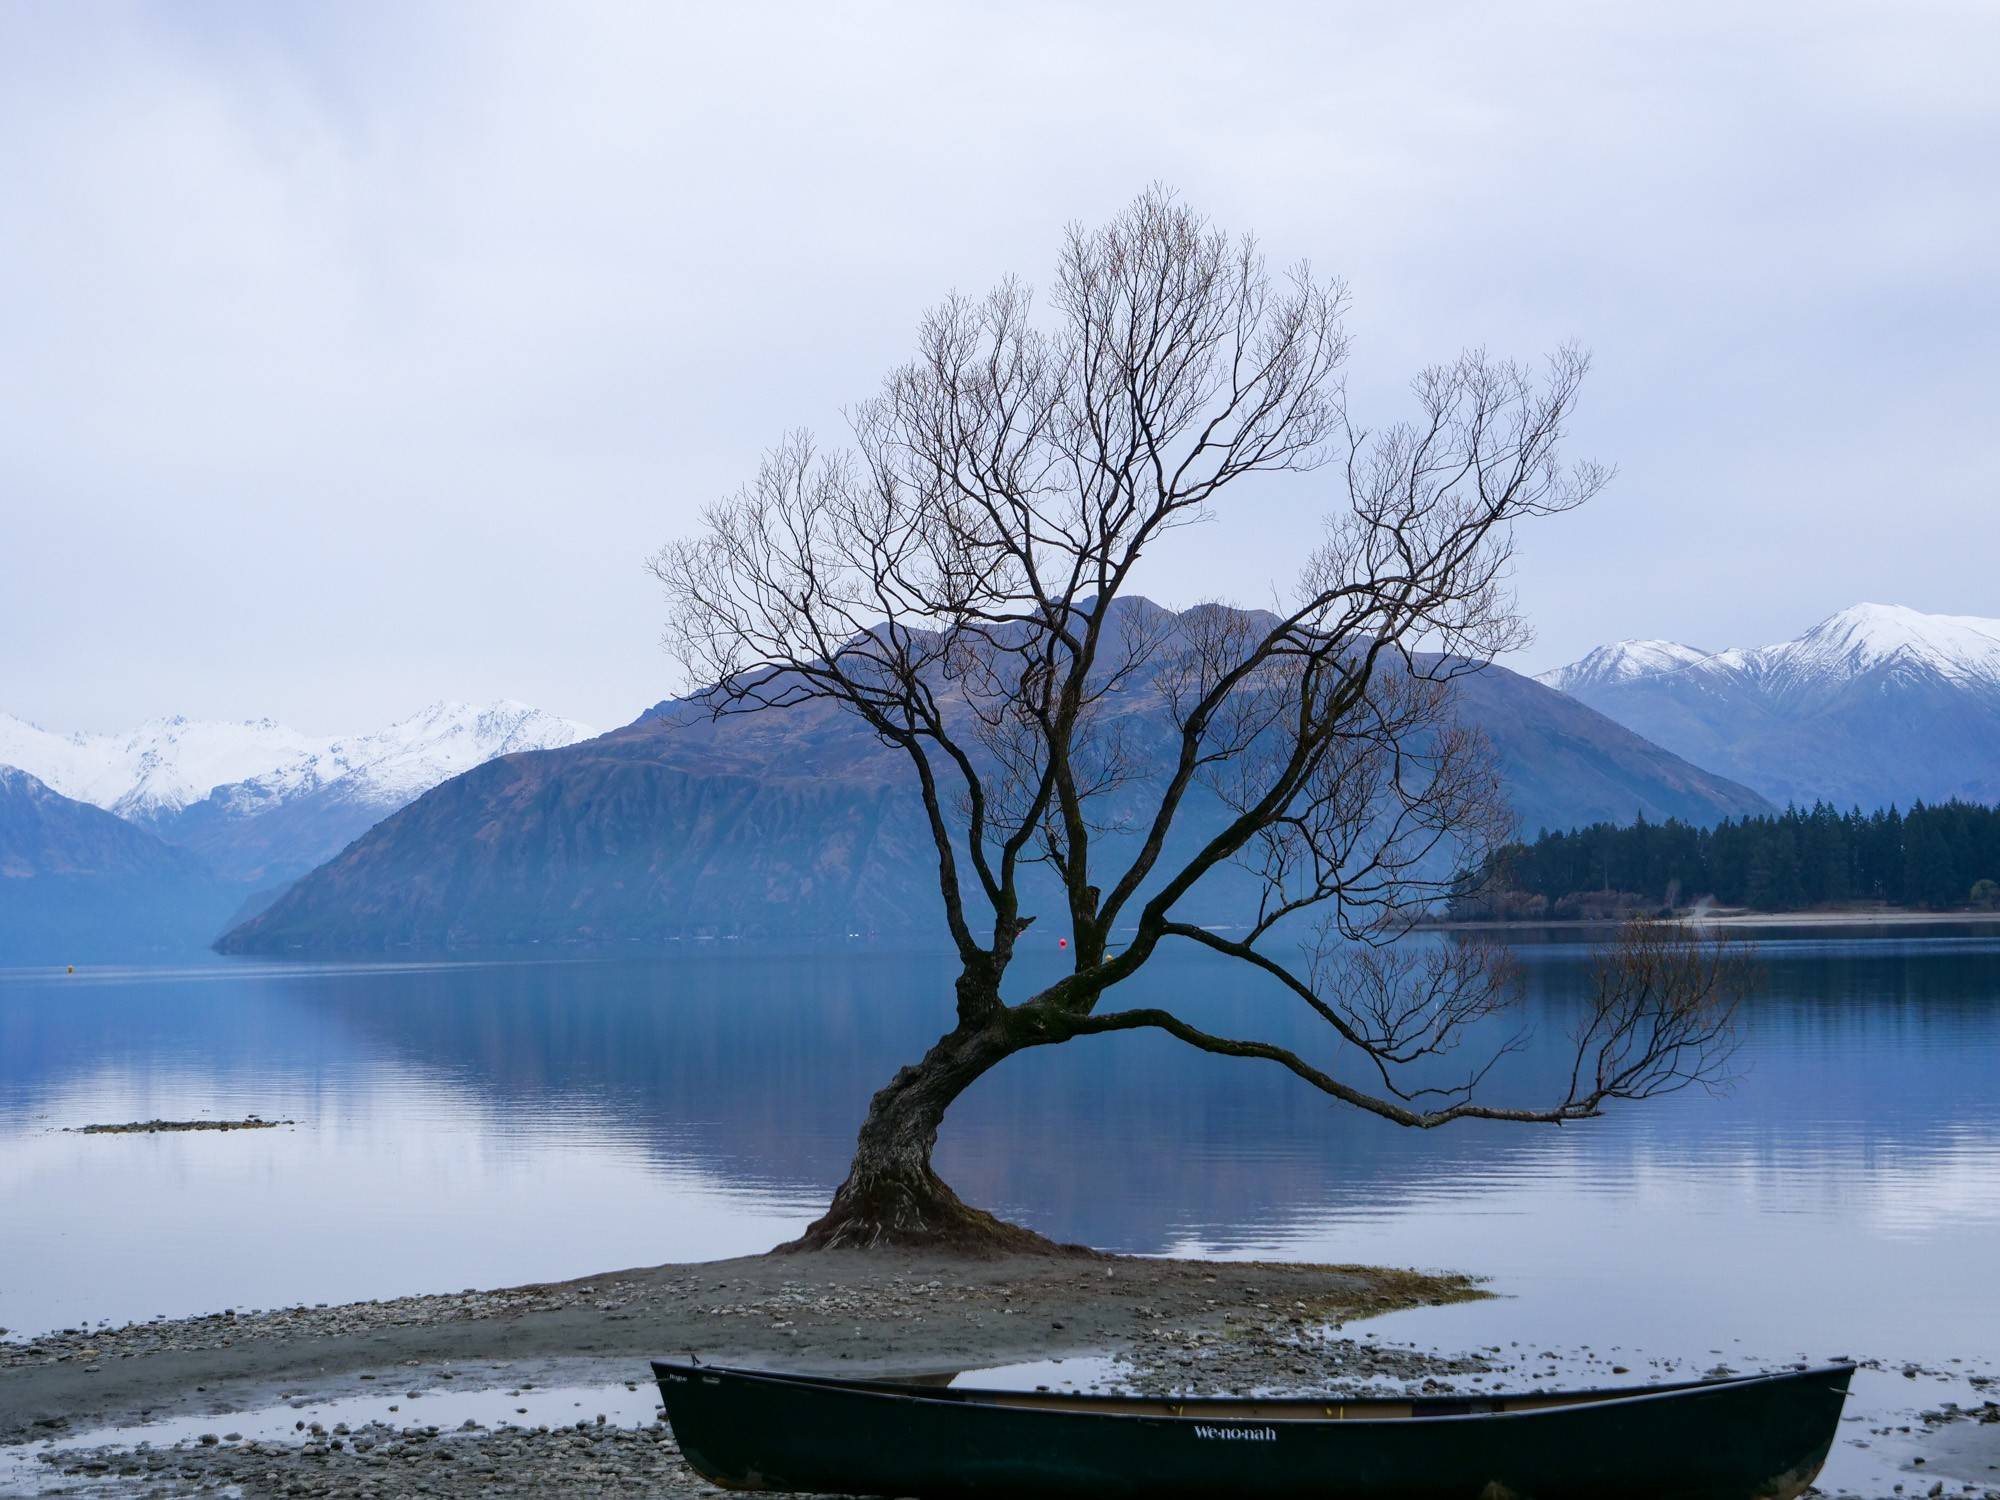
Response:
[8,946,1993,1269]
[220,941,1995,1253]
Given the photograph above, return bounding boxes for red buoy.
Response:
[1058,937,1068,949]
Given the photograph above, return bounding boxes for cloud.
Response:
[2,0,1994,730]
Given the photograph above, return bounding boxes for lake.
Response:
[3,928,1998,1489]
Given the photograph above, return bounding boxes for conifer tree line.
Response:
[1457,801,2000,919]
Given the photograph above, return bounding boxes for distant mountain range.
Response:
[1541,603,2000,811]
[219,599,1769,955]
[0,701,592,961]
[0,701,594,886]
[0,767,241,961]
[67,597,1998,960]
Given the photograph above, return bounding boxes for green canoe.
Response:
[652,1357,1854,1498]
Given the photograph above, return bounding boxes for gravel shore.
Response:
[1,1251,1480,1497]
[7,1252,1993,1499]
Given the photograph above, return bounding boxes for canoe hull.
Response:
[652,1359,1854,1500]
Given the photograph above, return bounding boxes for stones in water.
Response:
[67,1118,295,1134]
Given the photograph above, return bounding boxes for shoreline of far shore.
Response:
[1425,907,2000,933]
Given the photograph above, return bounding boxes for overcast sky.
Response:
[3,1,1994,733]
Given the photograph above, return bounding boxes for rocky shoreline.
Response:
[1,1252,1481,1497]
[4,1254,1995,1499]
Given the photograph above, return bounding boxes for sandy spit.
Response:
[1,1251,1479,1497]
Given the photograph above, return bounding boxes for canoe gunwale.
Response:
[650,1357,1858,1429]
[652,1358,1856,1500]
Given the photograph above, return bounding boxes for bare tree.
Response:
[651,188,1742,1251]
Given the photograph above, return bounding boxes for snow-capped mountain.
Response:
[0,713,325,822]
[1,700,595,887]
[1725,603,2000,702]
[1541,603,2000,810]
[1541,639,1713,694]
[190,701,598,819]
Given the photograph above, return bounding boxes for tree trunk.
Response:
[783,1016,1083,1254]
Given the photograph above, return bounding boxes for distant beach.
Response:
[1427,908,2000,933]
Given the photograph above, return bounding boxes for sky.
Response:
[2,1,1994,734]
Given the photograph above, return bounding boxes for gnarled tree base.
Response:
[782,1193,1073,1256]
[781,1166,1092,1255]
[779,1016,1098,1256]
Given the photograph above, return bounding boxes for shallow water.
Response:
[953,1343,1995,1495]
[0,1364,670,1495]
[2,1346,1985,1496]
[2,930,1998,1490]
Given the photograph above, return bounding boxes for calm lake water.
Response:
[4,930,1997,1435]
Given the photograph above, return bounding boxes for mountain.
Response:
[0,701,595,886]
[0,767,238,963]
[220,601,1769,955]
[155,701,598,885]
[1542,639,1713,693]
[1435,659,1771,835]
[0,713,322,823]
[1541,603,2000,810]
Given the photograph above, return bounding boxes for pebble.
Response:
[27,1257,1980,1498]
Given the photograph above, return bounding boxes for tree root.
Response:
[779,1170,1096,1257]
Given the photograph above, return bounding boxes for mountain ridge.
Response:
[1540,602,2000,810]
[221,600,1771,955]
[0,712,323,821]
[0,699,595,885]
[0,766,239,961]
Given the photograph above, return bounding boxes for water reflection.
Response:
[1,932,1996,1371]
